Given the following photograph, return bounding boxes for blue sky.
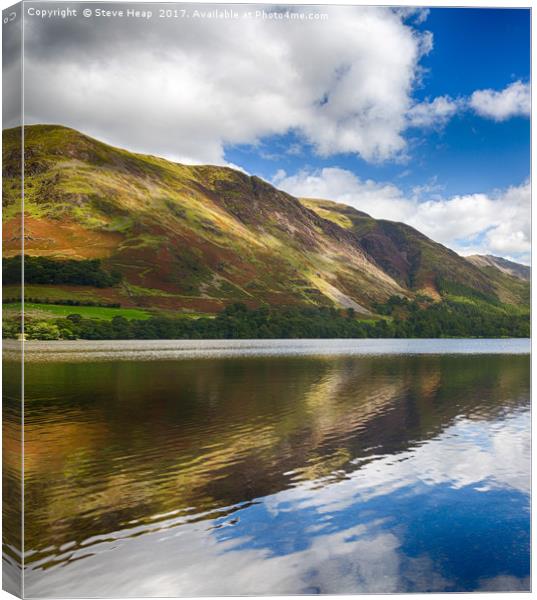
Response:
[24,5,530,262]
[225,8,529,199]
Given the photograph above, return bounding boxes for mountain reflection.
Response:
[4,350,530,595]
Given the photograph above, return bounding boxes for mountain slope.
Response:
[300,198,529,306]
[466,254,530,281]
[2,125,530,316]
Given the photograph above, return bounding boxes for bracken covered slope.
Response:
[301,199,530,307]
[2,125,529,314]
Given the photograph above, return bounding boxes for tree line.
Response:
[4,299,529,340]
[3,256,122,288]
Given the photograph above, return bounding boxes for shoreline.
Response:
[4,338,531,363]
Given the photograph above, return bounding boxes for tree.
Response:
[25,322,61,340]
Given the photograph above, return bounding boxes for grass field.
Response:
[5,303,152,321]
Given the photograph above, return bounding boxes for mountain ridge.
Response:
[2,125,530,317]
[465,254,530,281]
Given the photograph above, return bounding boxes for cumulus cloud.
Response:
[406,81,530,130]
[16,7,529,164]
[20,5,432,164]
[409,182,530,262]
[406,96,461,128]
[274,167,530,264]
[273,167,414,222]
[470,81,530,121]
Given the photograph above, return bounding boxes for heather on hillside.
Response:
[2,126,530,340]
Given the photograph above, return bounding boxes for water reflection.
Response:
[2,341,22,596]
[8,348,530,595]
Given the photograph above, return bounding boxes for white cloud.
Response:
[412,182,530,263]
[407,96,461,128]
[20,8,529,166]
[405,81,530,130]
[23,6,432,164]
[275,168,530,264]
[275,167,415,222]
[394,7,431,26]
[483,182,531,256]
[469,81,530,121]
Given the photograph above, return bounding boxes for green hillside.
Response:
[2,125,529,339]
[300,198,528,306]
[3,125,407,313]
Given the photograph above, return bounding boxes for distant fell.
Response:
[465,254,530,282]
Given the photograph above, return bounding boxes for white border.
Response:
[0,2,533,600]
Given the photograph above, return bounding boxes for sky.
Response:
[10,4,531,263]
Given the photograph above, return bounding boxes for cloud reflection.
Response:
[25,407,529,596]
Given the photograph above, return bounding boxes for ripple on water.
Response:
[14,349,530,595]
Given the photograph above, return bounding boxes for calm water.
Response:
[5,339,531,595]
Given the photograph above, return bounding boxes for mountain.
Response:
[465,254,530,281]
[2,125,530,319]
[300,199,529,307]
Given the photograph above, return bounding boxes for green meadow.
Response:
[5,302,152,321]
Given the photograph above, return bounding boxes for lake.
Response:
[4,339,531,595]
